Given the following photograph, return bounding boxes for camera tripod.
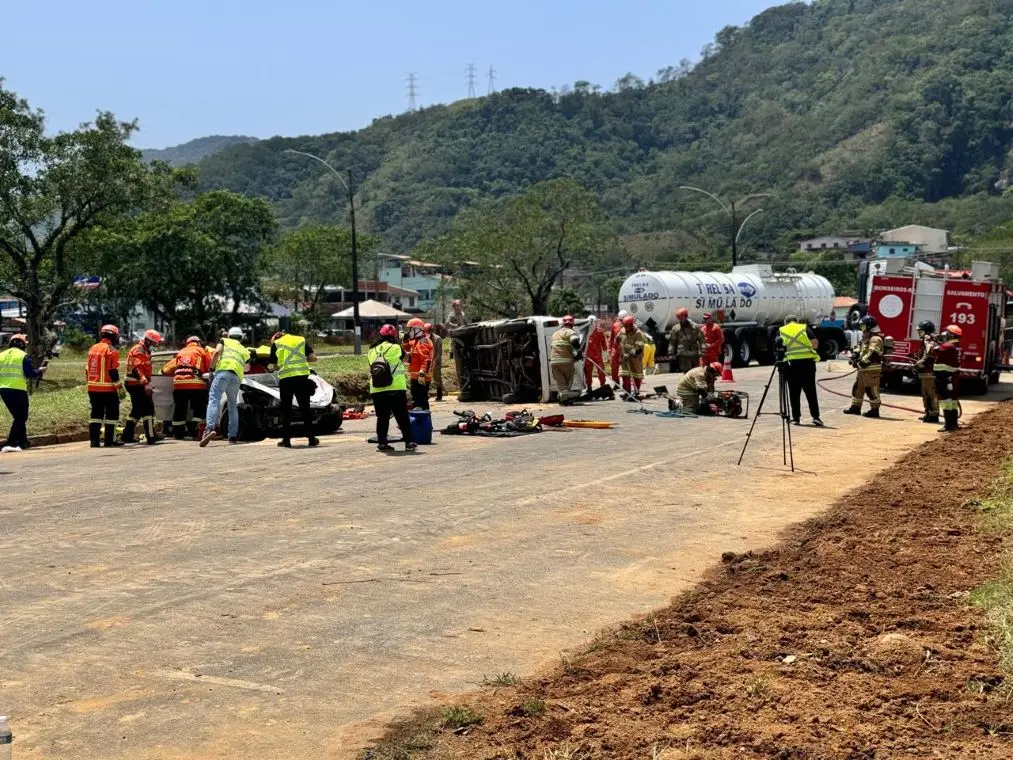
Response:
[737,362,795,472]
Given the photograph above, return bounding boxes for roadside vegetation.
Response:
[971,459,1013,683]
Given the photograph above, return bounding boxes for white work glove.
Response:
[947,382,953,391]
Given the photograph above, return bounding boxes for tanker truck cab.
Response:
[619,266,844,369]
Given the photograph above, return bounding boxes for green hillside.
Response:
[194,0,1013,257]
[142,135,258,166]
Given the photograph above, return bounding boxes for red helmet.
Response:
[423,322,433,333]
[708,362,724,374]
[562,315,575,326]
[703,312,713,321]
[379,324,398,339]
[945,324,963,337]
[676,308,689,320]
[185,335,204,347]
[143,329,163,344]
[622,315,636,327]
[100,324,120,337]
[406,317,425,328]
[8,333,27,348]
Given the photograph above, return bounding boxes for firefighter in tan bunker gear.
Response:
[913,320,939,424]
[844,315,885,418]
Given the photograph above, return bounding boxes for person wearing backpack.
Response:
[369,323,416,452]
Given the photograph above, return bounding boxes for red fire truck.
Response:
[853,259,1006,394]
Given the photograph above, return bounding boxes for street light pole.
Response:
[284,149,362,355]
[679,186,769,268]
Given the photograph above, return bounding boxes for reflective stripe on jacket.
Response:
[170,345,210,388]
[368,341,407,393]
[86,340,120,392]
[217,338,248,379]
[0,347,28,391]
[779,323,819,361]
[275,335,310,379]
[550,328,576,364]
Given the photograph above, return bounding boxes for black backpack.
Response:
[370,345,396,387]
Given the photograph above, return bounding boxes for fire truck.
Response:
[853,259,1005,394]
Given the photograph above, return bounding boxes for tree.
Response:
[96,190,277,337]
[266,225,380,324]
[425,179,612,317]
[0,82,166,353]
[547,287,586,316]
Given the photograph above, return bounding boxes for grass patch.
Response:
[482,671,520,687]
[970,459,1013,678]
[358,708,442,760]
[0,387,90,438]
[519,698,546,717]
[745,676,771,700]
[439,706,483,731]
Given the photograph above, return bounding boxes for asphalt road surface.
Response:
[1,365,1007,759]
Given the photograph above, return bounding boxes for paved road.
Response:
[1,365,1006,759]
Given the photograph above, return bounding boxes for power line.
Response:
[466,63,477,98]
[406,72,418,111]
[487,65,497,94]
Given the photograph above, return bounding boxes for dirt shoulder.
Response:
[373,403,1013,759]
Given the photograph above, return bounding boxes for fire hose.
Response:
[816,367,962,418]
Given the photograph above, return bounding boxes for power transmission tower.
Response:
[406,72,418,111]
[466,63,477,98]
[487,65,497,94]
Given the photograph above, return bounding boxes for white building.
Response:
[798,235,865,252]
[879,225,949,255]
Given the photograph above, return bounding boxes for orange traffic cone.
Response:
[720,355,735,383]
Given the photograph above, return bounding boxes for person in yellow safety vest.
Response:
[550,315,580,405]
[200,327,255,447]
[369,323,416,452]
[778,315,824,427]
[0,334,47,452]
[844,315,885,418]
[269,331,319,448]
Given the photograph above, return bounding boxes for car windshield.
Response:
[247,373,280,388]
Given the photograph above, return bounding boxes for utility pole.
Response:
[487,65,497,94]
[466,63,477,98]
[406,72,418,111]
[679,186,769,268]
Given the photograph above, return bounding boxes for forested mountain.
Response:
[142,135,258,166]
[194,0,1013,259]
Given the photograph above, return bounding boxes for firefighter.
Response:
[162,336,212,440]
[402,317,433,410]
[201,327,255,447]
[913,320,939,424]
[778,315,823,427]
[699,312,725,368]
[668,307,704,373]
[933,325,962,432]
[844,315,885,418]
[122,329,163,444]
[584,317,607,390]
[0,334,46,452]
[609,311,626,383]
[618,315,646,396]
[550,315,580,404]
[676,362,723,413]
[86,324,124,448]
[270,330,319,448]
[424,323,444,402]
[446,300,467,329]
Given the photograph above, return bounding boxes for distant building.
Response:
[377,253,456,315]
[798,236,873,260]
[879,225,949,255]
[318,280,421,315]
[876,242,919,258]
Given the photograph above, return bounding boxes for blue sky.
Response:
[2,0,779,149]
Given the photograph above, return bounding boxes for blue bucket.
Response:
[408,410,433,445]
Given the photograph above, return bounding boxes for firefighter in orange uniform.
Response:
[699,312,725,367]
[402,317,433,410]
[583,317,607,389]
[162,336,212,440]
[86,324,124,448]
[123,329,163,444]
[609,311,627,383]
[933,325,962,432]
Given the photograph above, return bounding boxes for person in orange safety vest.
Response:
[402,318,433,411]
[162,336,211,440]
[86,324,124,449]
[700,312,725,367]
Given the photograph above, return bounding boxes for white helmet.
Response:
[618,310,629,319]
[227,327,244,339]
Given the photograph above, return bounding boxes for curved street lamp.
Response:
[679,186,770,266]
[284,149,363,355]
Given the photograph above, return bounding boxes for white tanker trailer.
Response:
[618,265,845,368]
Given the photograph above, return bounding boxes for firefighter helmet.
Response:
[917,320,936,335]
[618,310,629,320]
[622,315,636,327]
[708,361,724,374]
[423,322,433,333]
[143,329,163,345]
[562,315,575,326]
[379,323,398,339]
[944,324,963,338]
[406,317,424,328]
[8,333,27,349]
[676,307,689,320]
[703,312,713,321]
[227,327,244,339]
[452,299,461,307]
[99,324,120,338]
[859,315,878,331]
[185,335,204,347]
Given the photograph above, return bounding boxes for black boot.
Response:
[144,419,159,445]
[104,424,124,447]
[921,414,939,423]
[89,423,102,448]
[843,405,862,415]
[121,420,137,443]
[940,409,959,432]
[862,408,880,418]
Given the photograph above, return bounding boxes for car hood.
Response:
[242,373,335,408]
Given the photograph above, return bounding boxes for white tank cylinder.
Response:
[618,266,835,332]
